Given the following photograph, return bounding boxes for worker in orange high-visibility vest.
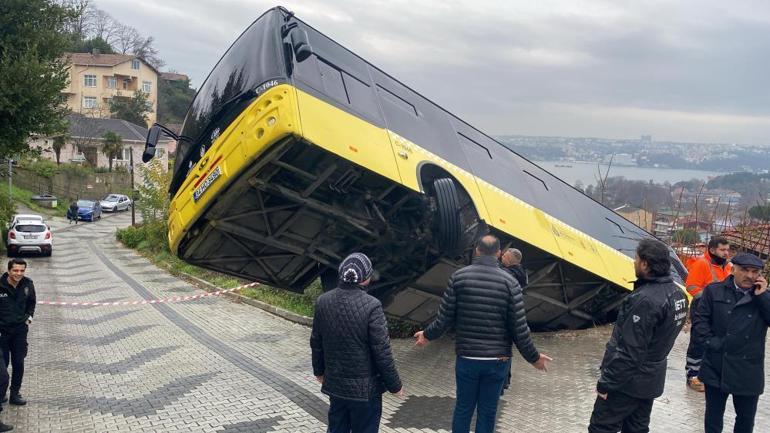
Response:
[684,237,732,392]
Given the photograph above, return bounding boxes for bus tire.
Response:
[433,178,461,252]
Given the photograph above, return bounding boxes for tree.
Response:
[0,0,72,157]
[110,91,152,126]
[113,23,141,55]
[71,36,114,54]
[749,205,770,222]
[131,35,165,70]
[52,134,68,165]
[672,229,698,245]
[158,77,195,124]
[137,159,171,224]
[102,131,123,172]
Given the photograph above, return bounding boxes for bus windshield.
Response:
[171,9,285,196]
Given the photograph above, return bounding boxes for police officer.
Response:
[0,258,36,408]
[692,253,770,433]
[0,353,12,431]
[588,239,688,433]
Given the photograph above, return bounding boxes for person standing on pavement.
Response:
[501,248,528,289]
[499,247,528,395]
[684,237,731,392]
[588,238,688,433]
[0,259,35,408]
[692,253,770,433]
[414,234,551,433]
[310,253,403,433]
[0,349,12,431]
[67,201,78,224]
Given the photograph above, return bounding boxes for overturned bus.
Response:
[144,6,685,331]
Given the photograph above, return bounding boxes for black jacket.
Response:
[693,276,770,396]
[423,255,540,362]
[310,282,401,401]
[597,275,688,399]
[502,264,528,288]
[0,273,36,331]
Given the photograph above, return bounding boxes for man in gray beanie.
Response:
[310,253,404,433]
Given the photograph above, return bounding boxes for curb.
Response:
[180,272,313,327]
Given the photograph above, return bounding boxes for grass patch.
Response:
[10,186,66,218]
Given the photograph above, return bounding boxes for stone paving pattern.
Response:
[1,211,769,431]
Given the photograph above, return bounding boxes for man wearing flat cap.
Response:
[692,252,770,433]
[310,253,404,433]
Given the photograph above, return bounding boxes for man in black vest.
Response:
[0,258,35,409]
[693,253,770,433]
[414,235,551,433]
[310,253,403,433]
[588,238,688,433]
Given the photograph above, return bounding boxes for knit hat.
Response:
[338,253,374,284]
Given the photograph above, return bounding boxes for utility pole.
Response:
[129,148,136,226]
[7,158,12,203]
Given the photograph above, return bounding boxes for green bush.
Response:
[116,225,144,248]
[24,159,59,178]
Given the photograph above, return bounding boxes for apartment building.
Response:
[62,51,158,125]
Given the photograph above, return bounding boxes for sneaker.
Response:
[0,421,12,432]
[9,393,25,406]
[687,377,706,392]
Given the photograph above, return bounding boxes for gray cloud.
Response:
[95,0,770,144]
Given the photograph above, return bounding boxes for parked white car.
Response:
[100,194,132,212]
[9,214,44,227]
[7,220,52,256]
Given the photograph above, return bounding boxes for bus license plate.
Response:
[193,166,222,202]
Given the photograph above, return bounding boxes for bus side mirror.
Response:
[143,125,161,163]
[290,28,313,62]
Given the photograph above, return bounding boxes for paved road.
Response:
[2,211,769,432]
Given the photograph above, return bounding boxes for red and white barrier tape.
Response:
[37,282,260,306]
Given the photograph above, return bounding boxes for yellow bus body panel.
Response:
[169,84,634,290]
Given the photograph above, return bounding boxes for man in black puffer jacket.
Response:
[310,253,403,433]
[588,238,688,433]
[414,235,551,433]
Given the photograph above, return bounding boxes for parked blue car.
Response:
[75,199,102,222]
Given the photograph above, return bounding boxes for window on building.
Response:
[142,81,152,93]
[84,74,97,87]
[82,96,97,109]
[106,76,116,89]
[131,59,140,70]
[123,78,131,90]
[115,147,131,161]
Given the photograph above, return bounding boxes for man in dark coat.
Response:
[588,238,688,433]
[0,361,10,431]
[692,253,770,433]
[501,247,528,289]
[310,253,403,433]
[67,201,78,224]
[0,258,35,408]
[414,235,551,433]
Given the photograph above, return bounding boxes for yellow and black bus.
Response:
[144,6,685,330]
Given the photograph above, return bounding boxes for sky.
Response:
[94,0,770,145]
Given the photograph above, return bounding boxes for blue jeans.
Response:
[327,394,382,433]
[453,356,511,433]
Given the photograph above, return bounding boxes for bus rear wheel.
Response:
[433,178,462,253]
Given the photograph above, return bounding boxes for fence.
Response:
[11,166,132,204]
